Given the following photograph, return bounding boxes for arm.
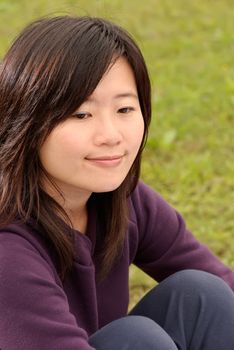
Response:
[0,232,95,350]
[131,181,234,290]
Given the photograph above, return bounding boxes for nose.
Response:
[93,116,123,146]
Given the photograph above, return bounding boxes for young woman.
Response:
[0,16,233,350]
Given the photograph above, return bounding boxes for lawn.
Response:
[0,0,233,308]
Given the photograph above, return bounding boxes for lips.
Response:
[85,154,124,167]
[86,155,123,161]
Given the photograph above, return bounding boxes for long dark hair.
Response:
[0,16,151,281]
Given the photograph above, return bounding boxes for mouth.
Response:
[85,154,124,167]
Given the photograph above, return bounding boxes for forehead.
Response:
[86,56,138,101]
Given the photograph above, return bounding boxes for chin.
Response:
[92,178,125,193]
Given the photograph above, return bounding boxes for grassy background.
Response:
[0,0,233,308]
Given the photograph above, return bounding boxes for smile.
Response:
[85,155,124,167]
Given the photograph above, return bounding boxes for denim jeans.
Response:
[89,270,234,349]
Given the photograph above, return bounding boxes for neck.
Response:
[65,203,88,234]
[41,177,91,234]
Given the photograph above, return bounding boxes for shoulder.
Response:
[128,180,178,229]
[0,222,60,284]
[0,222,63,326]
[0,222,90,349]
[126,181,182,261]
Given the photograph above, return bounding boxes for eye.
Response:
[71,112,91,120]
[118,107,135,114]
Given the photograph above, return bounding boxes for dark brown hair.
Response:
[0,16,151,281]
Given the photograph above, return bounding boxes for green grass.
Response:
[0,0,233,309]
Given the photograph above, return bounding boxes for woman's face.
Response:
[39,56,144,201]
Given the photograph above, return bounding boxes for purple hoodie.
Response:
[0,181,233,349]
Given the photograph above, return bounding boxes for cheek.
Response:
[131,116,145,149]
[41,128,83,160]
[39,133,75,173]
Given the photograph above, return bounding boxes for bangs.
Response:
[3,17,125,127]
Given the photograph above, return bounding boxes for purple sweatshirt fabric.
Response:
[0,181,233,349]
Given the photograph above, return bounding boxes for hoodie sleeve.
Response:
[130,181,234,291]
[0,232,96,350]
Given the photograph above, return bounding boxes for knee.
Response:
[97,316,163,340]
[167,269,230,291]
[89,316,177,349]
[163,269,234,306]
